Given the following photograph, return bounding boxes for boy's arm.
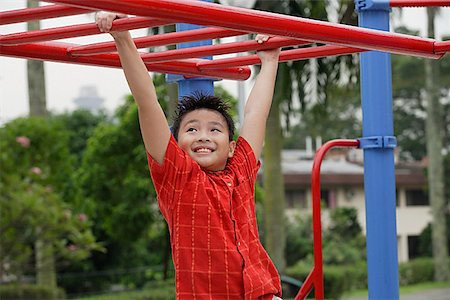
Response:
[96,12,170,164]
[240,35,280,159]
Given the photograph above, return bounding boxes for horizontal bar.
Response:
[196,45,365,69]
[0,41,251,80]
[140,37,311,63]
[0,4,91,25]
[69,27,246,56]
[0,17,172,45]
[435,41,450,54]
[390,0,450,7]
[43,0,443,59]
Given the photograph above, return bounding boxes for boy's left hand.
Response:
[255,34,281,62]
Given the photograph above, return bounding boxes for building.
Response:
[73,85,104,112]
[260,145,430,262]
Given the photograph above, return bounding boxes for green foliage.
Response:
[285,214,313,266]
[51,109,107,166]
[0,117,102,280]
[398,257,450,286]
[285,261,368,299]
[322,208,366,265]
[0,284,66,300]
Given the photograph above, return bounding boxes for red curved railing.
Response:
[295,139,360,300]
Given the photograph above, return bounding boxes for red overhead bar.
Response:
[0,41,251,81]
[139,37,311,63]
[390,0,450,7]
[435,41,450,54]
[0,17,172,45]
[69,28,246,56]
[0,5,91,25]
[44,0,443,59]
[197,45,365,69]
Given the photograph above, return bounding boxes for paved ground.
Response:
[346,287,450,300]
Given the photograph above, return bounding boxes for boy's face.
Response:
[177,109,236,172]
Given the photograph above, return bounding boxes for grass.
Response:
[343,281,450,298]
[74,280,450,300]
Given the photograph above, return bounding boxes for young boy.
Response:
[97,12,282,299]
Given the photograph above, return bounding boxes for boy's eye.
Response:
[187,128,197,132]
[211,128,221,132]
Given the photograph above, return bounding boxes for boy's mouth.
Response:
[193,146,214,153]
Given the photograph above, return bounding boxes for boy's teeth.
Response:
[197,148,211,153]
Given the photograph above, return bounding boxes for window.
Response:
[406,189,429,206]
[285,189,307,209]
[407,235,421,260]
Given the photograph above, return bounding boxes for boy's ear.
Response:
[228,140,237,158]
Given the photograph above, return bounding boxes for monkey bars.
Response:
[1,0,449,81]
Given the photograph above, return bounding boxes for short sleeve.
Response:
[228,136,261,185]
[147,135,194,215]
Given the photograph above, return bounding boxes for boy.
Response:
[97,12,282,299]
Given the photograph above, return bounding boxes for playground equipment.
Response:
[1,0,449,299]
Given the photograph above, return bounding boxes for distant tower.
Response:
[73,85,104,112]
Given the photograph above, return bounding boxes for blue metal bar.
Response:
[355,0,400,299]
[167,0,214,97]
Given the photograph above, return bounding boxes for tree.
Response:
[424,7,450,281]
[254,0,358,273]
[27,0,47,117]
[0,117,101,287]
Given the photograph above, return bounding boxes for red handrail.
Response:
[295,139,359,300]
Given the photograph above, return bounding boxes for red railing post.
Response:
[295,139,359,300]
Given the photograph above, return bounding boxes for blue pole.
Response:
[355,0,399,299]
[166,0,214,97]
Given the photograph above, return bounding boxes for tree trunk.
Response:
[27,1,47,117]
[263,98,286,273]
[425,7,450,281]
[27,0,54,289]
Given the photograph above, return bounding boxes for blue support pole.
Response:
[166,0,214,97]
[355,0,400,299]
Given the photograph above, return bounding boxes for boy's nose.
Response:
[197,131,210,142]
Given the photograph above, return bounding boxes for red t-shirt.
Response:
[147,135,281,299]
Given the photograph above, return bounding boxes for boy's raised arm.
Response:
[96,12,171,164]
[240,35,281,159]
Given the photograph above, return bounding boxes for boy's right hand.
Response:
[95,11,128,38]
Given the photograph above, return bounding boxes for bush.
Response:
[399,257,438,285]
[284,261,367,299]
[0,284,66,300]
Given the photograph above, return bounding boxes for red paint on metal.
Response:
[0,17,172,45]
[295,139,359,300]
[0,5,91,25]
[389,0,450,7]
[69,27,246,56]
[197,45,365,69]
[139,37,310,63]
[435,41,450,53]
[43,0,442,58]
[0,41,250,80]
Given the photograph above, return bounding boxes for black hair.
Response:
[172,92,235,141]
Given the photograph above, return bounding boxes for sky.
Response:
[0,1,449,124]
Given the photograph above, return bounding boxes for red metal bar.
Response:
[140,37,310,63]
[69,27,246,56]
[294,139,359,300]
[43,0,443,59]
[0,41,250,80]
[435,41,450,54]
[197,45,365,69]
[0,5,91,25]
[390,0,450,7]
[295,268,315,300]
[0,17,172,45]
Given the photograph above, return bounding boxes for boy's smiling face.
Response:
[177,109,236,172]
